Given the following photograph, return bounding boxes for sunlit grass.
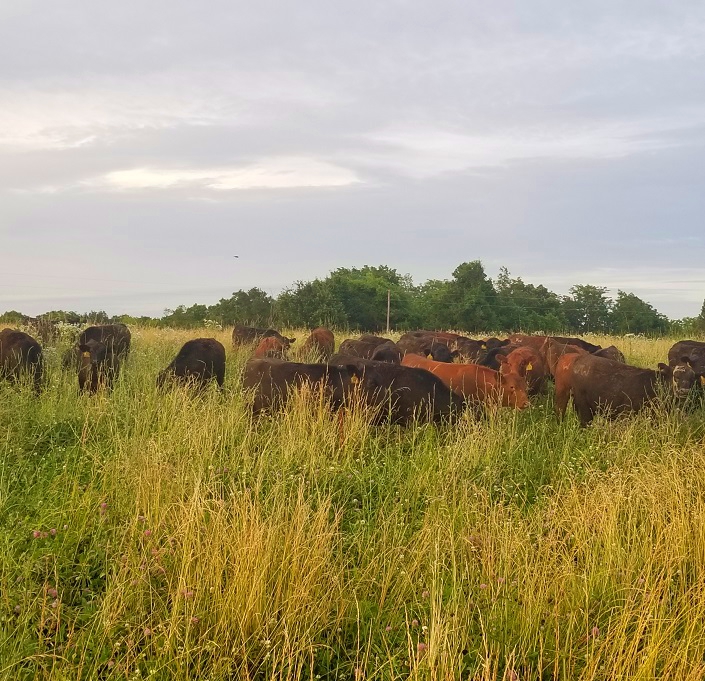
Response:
[1,328,704,679]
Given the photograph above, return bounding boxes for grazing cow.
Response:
[554,353,696,426]
[77,339,123,394]
[243,358,367,415]
[328,357,464,424]
[79,324,131,357]
[510,334,602,355]
[593,345,626,363]
[396,336,457,363]
[483,337,511,351]
[300,327,335,361]
[254,336,291,359]
[399,331,485,362]
[329,342,402,366]
[542,339,586,377]
[157,338,226,390]
[0,329,43,394]
[63,324,131,372]
[504,346,548,395]
[339,336,394,359]
[232,324,295,347]
[477,344,520,369]
[401,354,530,410]
[669,340,705,379]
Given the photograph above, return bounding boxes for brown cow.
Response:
[542,339,586,377]
[554,353,695,426]
[400,331,485,361]
[511,334,602,354]
[232,324,295,348]
[254,336,291,359]
[78,340,123,394]
[503,346,547,395]
[300,327,335,361]
[338,336,394,359]
[0,329,43,394]
[401,354,530,409]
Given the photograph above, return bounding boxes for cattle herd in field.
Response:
[1,323,704,427]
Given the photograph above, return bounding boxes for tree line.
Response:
[3,261,705,335]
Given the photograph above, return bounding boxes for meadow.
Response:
[1,327,705,680]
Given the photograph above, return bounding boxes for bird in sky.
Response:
[233,255,239,258]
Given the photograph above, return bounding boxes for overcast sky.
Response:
[1,0,704,319]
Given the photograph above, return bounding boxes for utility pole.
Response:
[386,289,391,334]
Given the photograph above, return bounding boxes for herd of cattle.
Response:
[1,323,704,427]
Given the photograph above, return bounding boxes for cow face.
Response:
[78,341,109,394]
[496,356,531,409]
[660,359,698,398]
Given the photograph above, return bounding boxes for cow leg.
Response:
[574,396,594,427]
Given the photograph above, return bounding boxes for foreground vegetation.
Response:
[1,328,705,680]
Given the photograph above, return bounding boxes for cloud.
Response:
[85,157,360,191]
[360,114,705,178]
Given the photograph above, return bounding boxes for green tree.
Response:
[563,285,613,333]
[611,291,669,334]
[447,261,497,331]
[494,267,565,332]
[207,288,274,327]
[276,279,348,328]
[0,310,26,324]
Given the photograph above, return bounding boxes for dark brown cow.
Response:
[396,336,457,363]
[77,340,123,394]
[669,340,705,379]
[232,324,295,348]
[0,329,43,394]
[79,324,131,357]
[593,345,626,363]
[242,358,367,415]
[554,353,695,426]
[254,336,291,359]
[157,338,226,390]
[328,357,464,424]
[542,339,587,377]
[399,331,486,361]
[401,354,530,409]
[338,336,393,359]
[300,327,335,361]
[510,334,602,354]
[329,342,402,365]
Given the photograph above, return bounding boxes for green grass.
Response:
[1,327,705,680]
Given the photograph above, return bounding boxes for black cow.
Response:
[0,329,43,394]
[328,356,464,425]
[232,324,295,347]
[242,359,366,415]
[329,342,402,365]
[77,339,123,394]
[338,337,394,359]
[669,340,705,379]
[395,336,457,363]
[556,353,696,426]
[157,338,226,390]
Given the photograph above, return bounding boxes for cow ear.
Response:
[657,362,670,375]
[681,356,692,366]
[290,337,297,343]
[451,350,460,358]
[79,344,90,353]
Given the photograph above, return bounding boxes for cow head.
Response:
[78,340,108,394]
[496,355,531,409]
[659,358,698,398]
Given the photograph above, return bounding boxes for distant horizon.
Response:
[1,261,702,321]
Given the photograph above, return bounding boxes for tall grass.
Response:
[1,328,704,679]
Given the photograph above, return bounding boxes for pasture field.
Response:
[1,327,705,680]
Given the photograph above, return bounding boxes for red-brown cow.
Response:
[401,354,530,409]
[504,346,548,395]
[254,336,291,359]
[300,327,335,361]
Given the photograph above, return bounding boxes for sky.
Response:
[1,0,704,319]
